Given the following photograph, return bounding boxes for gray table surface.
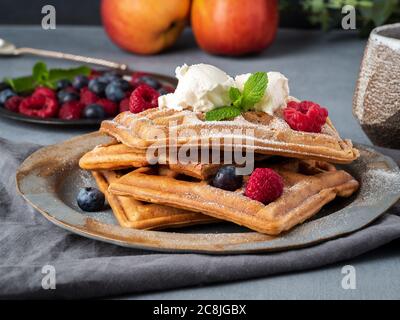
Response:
[1,26,399,300]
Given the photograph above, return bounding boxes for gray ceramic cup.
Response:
[353,23,400,149]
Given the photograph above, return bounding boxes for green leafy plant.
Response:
[280,0,400,35]
[5,62,91,93]
[205,72,268,121]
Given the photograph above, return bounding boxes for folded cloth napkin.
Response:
[0,138,399,299]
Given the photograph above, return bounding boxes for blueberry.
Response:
[77,187,105,212]
[112,79,131,91]
[58,90,80,103]
[56,79,72,91]
[88,78,107,96]
[105,82,126,102]
[212,166,243,191]
[0,88,16,105]
[83,104,106,119]
[140,76,161,89]
[99,71,121,83]
[72,75,89,89]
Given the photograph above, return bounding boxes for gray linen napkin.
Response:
[0,138,399,299]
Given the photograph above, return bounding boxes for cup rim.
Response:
[371,23,400,49]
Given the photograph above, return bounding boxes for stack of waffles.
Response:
[79,101,360,235]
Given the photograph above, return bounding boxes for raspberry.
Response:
[32,86,56,99]
[119,98,130,112]
[4,96,22,112]
[96,98,118,117]
[283,100,328,133]
[245,168,284,204]
[19,95,58,118]
[80,87,99,106]
[129,84,160,114]
[59,101,83,120]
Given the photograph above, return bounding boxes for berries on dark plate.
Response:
[88,78,107,96]
[19,95,58,119]
[113,79,131,91]
[77,187,105,212]
[140,76,161,89]
[56,79,72,90]
[80,87,99,106]
[83,104,106,119]
[0,88,16,105]
[58,90,80,103]
[72,75,89,89]
[129,84,160,113]
[4,96,22,112]
[98,71,121,83]
[119,98,130,112]
[32,87,56,99]
[96,98,118,116]
[105,82,126,102]
[212,166,243,191]
[130,72,148,88]
[58,101,83,120]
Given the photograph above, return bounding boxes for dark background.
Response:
[0,0,102,25]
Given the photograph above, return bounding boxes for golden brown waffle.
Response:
[80,143,149,170]
[108,159,359,235]
[100,107,359,164]
[80,143,270,180]
[81,143,222,179]
[92,170,216,230]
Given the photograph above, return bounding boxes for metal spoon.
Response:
[0,38,128,70]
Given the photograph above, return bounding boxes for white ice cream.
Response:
[235,72,289,115]
[158,64,235,112]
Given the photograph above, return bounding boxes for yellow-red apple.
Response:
[191,0,278,56]
[101,0,191,55]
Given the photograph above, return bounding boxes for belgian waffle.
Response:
[80,143,148,170]
[80,143,269,179]
[100,105,359,164]
[107,159,359,235]
[92,170,216,230]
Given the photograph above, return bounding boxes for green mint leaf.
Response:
[205,106,242,121]
[4,64,91,93]
[48,65,91,83]
[5,76,36,93]
[32,61,49,83]
[229,87,243,109]
[242,72,268,111]
[229,87,241,102]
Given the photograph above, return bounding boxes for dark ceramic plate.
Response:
[16,133,400,254]
[0,71,177,127]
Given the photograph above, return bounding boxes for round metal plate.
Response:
[16,132,400,254]
[0,71,177,127]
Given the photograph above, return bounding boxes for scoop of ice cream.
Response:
[158,63,235,112]
[235,72,289,115]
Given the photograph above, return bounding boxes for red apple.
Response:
[101,0,191,55]
[191,0,279,56]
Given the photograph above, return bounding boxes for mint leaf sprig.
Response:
[205,72,268,121]
[4,61,91,93]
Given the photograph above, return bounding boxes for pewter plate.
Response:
[16,132,400,254]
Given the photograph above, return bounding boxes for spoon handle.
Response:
[14,47,128,70]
